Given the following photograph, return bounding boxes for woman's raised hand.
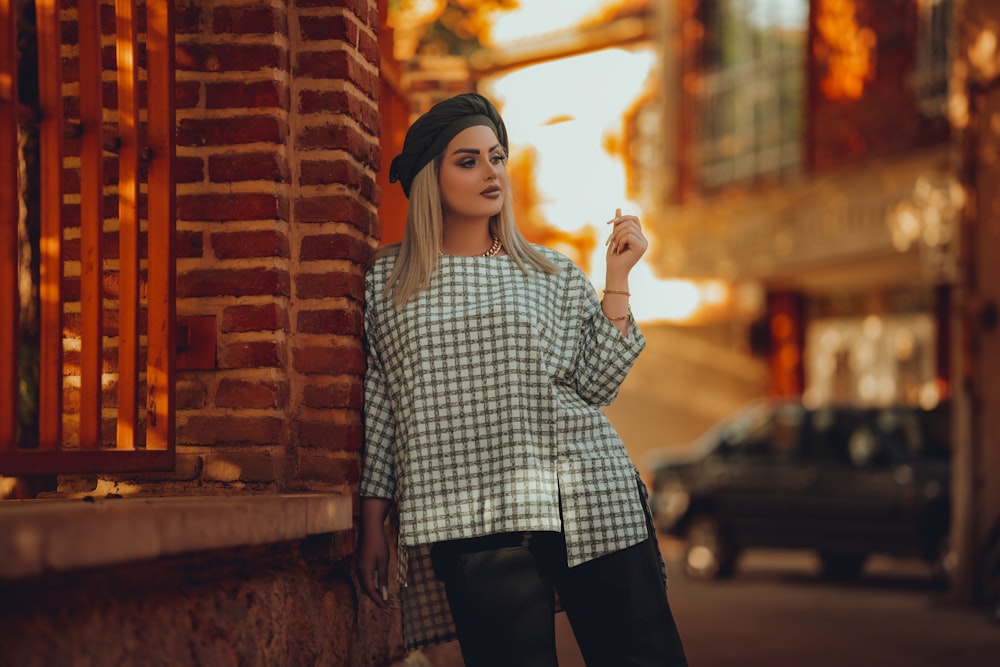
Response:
[605,208,648,275]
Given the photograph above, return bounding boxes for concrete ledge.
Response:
[0,494,353,580]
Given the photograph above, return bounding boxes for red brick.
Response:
[212,230,290,259]
[296,123,378,167]
[222,303,287,333]
[358,30,379,66]
[295,271,364,300]
[177,116,288,147]
[176,156,205,183]
[175,43,288,73]
[176,230,204,258]
[295,421,362,451]
[295,195,374,229]
[177,193,286,222]
[299,233,370,263]
[297,453,361,483]
[299,14,355,42]
[179,415,284,445]
[294,50,376,95]
[209,151,289,182]
[302,380,363,409]
[293,344,365,375]
[299,159,363,186]
[175,6,203,35]
[176,379,208,409]
[219,340,285,369]
[205,80,288,109]
[297,90,379,132]
[177,268,290,297]
[175,80,201,108]
[216,378,289,409]
[298,309,362,336]
[213,6,285,35]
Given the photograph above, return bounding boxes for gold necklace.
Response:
[483,236,502,257]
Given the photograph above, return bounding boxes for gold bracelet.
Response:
[607,313,629,322]
[603,289,630,296]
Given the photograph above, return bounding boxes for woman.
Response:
[356,93,687,666]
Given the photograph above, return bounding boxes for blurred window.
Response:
[914,0,953,118]
[696,0,807,189]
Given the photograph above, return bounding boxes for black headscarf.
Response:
[389,93,509,198]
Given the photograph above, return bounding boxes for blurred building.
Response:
[639,0,955,408]
[631,0,1000,608]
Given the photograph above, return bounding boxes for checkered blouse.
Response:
[360,245,650,649]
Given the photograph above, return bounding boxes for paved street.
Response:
[418,537,1000,666]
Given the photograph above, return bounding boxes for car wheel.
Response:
[819,552,866,581]
[684,514,736,580]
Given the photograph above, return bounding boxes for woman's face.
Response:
[437,124,508,225]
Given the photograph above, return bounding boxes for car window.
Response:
[728,404,802,460]
[804,407,861,465]
[874,408,922,464]
[843,406,943,467]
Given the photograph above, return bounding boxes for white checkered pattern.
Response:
[360,246,649,649]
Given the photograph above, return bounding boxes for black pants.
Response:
[430,531,688,667]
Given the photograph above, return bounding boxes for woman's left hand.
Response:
[605,208,648,275]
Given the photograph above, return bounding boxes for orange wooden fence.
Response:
[0,0,175,474]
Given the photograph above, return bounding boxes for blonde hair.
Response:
[377,159,558,307]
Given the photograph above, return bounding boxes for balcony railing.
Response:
[695,1,807,189]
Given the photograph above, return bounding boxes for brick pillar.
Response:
[289,0,380,491]
[169,0,380,493]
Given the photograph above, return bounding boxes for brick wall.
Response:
[53,0,380,494]
[38,1,406,664]
[169,0,379,494]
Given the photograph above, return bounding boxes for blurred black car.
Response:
[650,400,952,581]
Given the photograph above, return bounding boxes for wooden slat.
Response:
[78,0,104,449]
[115,0,139,450]
[145,0,176,452]
[0,0,18,449]
[35,0,63,449]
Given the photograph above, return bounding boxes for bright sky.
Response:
[491,0,612,43]
[485,2,709,323]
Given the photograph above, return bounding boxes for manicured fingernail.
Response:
[381,585,388,600]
